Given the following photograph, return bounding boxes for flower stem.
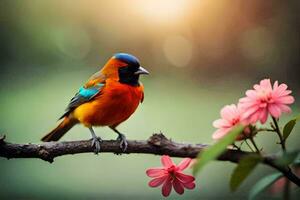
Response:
[256,128,275,132]
[232,143,240,150]
[249,137,260,154]
[272,117,286,152]
[244,140,255,152]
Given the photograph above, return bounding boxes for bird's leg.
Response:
[110,127,128,152]
[89,127,102,154]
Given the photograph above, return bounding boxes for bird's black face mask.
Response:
[118,65,149,86]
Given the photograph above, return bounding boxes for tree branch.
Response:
[0,133,299,186]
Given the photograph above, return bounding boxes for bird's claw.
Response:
[117,133,128,152]
[91,137,102,154]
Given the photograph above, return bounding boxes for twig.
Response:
[245,140,255,152]
[272,117,286,152]
[249,137,261,154]
[256,128,275,132]
[0,133,299,186]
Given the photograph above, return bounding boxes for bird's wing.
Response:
[84,71,107,88]
[59,72,106,119]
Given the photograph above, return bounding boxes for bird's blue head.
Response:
[113,53,149,86]
[114,53,140,68]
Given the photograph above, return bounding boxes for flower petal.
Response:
[148,175,168,187]
[275,96,295,104]
[175,172,195,183]
[260,79,272,91]
[240,104,259,119]
[146,168,165,177]
[246,90,258,99]
[213,119,231,128]
[177,158,192,171]
[161,155,174,168]
[162,176,172,197]
[277,104,292,113]
[182,181,196,190]
[259,108,269,124]
[173,178,184,195]
[274,83,288,96]
[212,128,231,140]
[220,104,239,120]
[243,111,257,124]
[268,104,282,118]
[273,80,278,90]
[273,83,291,97]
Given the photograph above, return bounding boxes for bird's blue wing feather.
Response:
[78,85,102,98]
[59,83,104,119]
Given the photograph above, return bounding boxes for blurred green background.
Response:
[0,0,299,199]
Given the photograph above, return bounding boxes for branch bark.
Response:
[0,134,299,186]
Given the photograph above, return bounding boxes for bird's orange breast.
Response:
[73,80,144,127]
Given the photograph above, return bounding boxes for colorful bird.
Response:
[41,53,149,153]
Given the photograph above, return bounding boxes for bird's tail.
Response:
[41,117,77,142]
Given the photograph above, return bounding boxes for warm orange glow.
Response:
[132,0,188,23]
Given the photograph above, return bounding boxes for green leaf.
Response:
[283,114,300,141]
[230,155,262,192]
[193,125,244,175]
[274,151,299,166]
[283,119,296,141]
[248,173,283,200]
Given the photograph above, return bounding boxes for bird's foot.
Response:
[91,136,102,154]
[116,133,128,152]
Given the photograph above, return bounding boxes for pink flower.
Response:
[146,155,195,197]
[239,79,295,124]
[212,104,249,140]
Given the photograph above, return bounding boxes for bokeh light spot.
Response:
[163,35,193,67]
[240,27,276,62]
[53,26,91,60]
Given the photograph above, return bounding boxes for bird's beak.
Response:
[134,66,149,75]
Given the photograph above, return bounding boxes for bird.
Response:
[41,53,149,153]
